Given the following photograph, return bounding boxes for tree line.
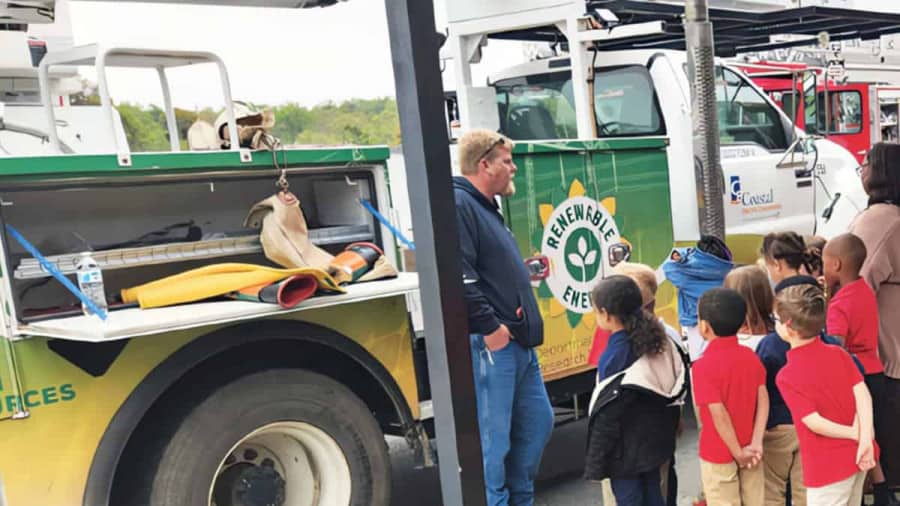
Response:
[112,98,402,151]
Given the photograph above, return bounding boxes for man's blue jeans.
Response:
[470,334,554,506]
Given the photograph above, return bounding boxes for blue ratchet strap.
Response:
[5,224,108,320]
[359,198,415,251]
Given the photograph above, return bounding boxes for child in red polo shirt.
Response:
[692,288,769,506]
[775,284,878,505]
[822,233,893,505]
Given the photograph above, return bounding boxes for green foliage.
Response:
[116,103,169,152]
[114,98,401,152]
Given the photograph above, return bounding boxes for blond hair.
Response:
[774,284,827,338]
[724,265,774,335]
[458,129,513,175]
[612,262,657,306]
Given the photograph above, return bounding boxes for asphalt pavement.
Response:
[390,410,701,506]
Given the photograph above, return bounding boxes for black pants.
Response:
[866,373,886,440]
[878,376,900,488]
[666,457,678,506]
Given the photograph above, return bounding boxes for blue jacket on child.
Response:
[662,247,733,327]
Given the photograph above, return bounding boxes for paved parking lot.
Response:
[391,410,701,506]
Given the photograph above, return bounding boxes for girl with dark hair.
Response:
[850,142,900,491]
[760,231,821,291]
[594,275,667,379]
[585,276,687,506]
[802,235,827,278]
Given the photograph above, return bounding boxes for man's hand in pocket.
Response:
[485,324,512,351]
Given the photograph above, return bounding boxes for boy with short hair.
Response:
[822,233,894,505]
[775,284,878,505]
[692,288,769,506]
[823,234,882,373]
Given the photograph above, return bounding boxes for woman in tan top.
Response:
[849,142,900,488]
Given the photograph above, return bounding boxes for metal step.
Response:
[13,224,373,280]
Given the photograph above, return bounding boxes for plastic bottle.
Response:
[76,252,107,317]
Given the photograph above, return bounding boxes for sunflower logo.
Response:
[535,179,624,328]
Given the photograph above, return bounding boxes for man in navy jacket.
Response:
[454,129,554,506]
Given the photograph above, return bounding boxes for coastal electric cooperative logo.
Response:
[540,194,620,316]
[730,175,782,217]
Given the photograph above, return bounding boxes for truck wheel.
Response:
[146,369,391,506]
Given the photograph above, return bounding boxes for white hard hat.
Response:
[214,101,268,148]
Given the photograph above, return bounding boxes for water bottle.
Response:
[76,252,107,317]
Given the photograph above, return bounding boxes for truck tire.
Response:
[146,369,391,506]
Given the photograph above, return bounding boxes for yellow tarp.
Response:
[122,263,343,309]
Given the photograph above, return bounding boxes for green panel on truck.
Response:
[504,138,675,380]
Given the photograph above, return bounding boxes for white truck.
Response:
[438,0,872,351]
[482,48,865,241]
[444,0,868,250]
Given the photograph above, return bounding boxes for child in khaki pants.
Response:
[692,288,769,506]
[774,284,878,505]
[725,263,807,505]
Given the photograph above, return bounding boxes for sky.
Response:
[36,0,900,110]
[50,0,523,110]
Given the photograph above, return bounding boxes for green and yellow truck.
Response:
[0,31,648,505]
[0,1,877,505]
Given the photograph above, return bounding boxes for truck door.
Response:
[717,66,815,236]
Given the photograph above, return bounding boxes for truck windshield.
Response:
[493,65,665,140]
[716,66,789,150]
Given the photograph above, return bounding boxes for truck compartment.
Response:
[0,168,384,322]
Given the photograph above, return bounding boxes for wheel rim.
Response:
[209,421,352,506]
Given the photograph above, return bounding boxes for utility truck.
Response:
[2,0,899,505]
[0,2,638,504]
[0,3,430,506]
[440,0,900,374]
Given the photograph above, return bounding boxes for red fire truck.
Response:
[735,60,900,164]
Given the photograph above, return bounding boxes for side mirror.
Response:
[608,243,631,268]
[777,136,818,178]
[776,136,807,170]
[525,255,550,281]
